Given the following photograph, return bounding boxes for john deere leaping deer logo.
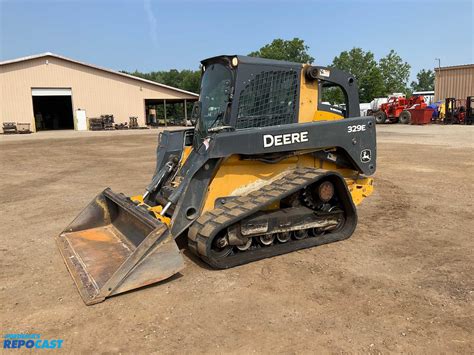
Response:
[360,149,372,163]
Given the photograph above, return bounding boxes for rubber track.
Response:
[188,167,354,269]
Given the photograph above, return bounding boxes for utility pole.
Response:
[434,58,441,102]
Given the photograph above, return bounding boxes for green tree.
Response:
[379,49,411,95]
[410,69,435,91]
[248,38,314,63]
[180,70,201,93]
[326,47,385,103]
[123,69,201,93]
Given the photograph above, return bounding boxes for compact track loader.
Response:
[57,55,376,305]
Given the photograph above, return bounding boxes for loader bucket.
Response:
[56,188,184,305]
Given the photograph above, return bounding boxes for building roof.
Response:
[434,64,474,71]
[0,52,199,98]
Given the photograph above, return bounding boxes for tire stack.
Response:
[89,118,103,131]
[101,115,115,130]
[114,122,128,130]
[2,122,17,134]
[129,117,139,129]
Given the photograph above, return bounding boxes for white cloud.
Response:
[144,0,158,46]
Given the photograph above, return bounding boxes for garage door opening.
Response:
[32,88,74,130]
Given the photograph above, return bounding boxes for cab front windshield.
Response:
[197,63,232,134]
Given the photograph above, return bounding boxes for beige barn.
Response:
[434,64,474,102]
[0,52,198,132]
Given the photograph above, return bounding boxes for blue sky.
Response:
[1,0,473,81]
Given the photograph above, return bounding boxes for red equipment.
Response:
[466,96,474,125]
[409,107,434,125]
[374,95,427,124]
[444,98,466,124]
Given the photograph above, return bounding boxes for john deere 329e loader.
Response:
[57,55,376,305]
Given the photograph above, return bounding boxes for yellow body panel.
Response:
[313,110,345,121]
[181,146,193,165]
[299,64,344,123]
[131,195,171,226]
[298,67,319,123]
[346,177,374,206]
[203,154,373,213]
[202,155,306,212]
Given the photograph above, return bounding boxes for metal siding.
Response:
[434,65,474,102]
[0,56,197,131]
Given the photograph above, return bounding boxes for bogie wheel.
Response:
[276,232,291,243]
[292,230,308,240]
[236,238,253,251]
[259,234,275,246]
[310,228,325,237]
[374,111,387,124]
[399,110,411,124]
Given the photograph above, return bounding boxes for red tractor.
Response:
[374,95,427,124]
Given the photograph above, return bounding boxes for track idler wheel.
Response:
[210,232,233,258]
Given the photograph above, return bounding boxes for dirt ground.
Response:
[1,125,473,353]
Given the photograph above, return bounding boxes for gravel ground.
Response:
[1,125,472,353]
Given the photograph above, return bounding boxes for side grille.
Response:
[236,70,299,128]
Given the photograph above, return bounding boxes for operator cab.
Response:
[192,55,360,146]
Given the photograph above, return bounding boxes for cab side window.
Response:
[319,83,347,117]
